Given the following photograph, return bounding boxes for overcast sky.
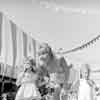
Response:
[0,0,100,65]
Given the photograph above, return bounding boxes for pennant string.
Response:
[57,34,100,55]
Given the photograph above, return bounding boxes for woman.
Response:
[15,57,41,100]
[38,43,68,100]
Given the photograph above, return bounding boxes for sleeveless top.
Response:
[78,79,94,100]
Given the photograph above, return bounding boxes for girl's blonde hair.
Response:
[23,56,36,66]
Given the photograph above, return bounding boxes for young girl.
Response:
[73,64,98,100]
[15,57,41,100]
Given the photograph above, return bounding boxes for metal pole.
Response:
[36,42,39,69]
[1,63,6,93]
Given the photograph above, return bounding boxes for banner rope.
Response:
[56,34,100,55]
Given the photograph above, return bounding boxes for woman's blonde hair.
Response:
[38,43,54,59]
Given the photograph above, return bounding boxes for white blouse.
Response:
[78,79,94,100]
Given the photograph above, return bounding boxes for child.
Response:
[15,57,41,100]
[73,64,98,100]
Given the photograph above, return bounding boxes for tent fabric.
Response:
[0,13,2,55]
[0,11,99,84]
[0,12,37,79]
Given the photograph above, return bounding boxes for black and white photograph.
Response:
[0,0,100,100]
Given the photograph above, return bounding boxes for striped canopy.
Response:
[0,12,38,78]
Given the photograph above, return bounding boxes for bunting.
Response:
[0,13,37,79]
[27,35,35,57]
[16,27,24,67]
[57,34,100,55]
[10,21,17,78]
[0,12,2,56]
[23,32,28,58]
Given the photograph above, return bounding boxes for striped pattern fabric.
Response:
[0,12,37,79]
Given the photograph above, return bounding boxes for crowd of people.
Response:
[11,43,100,100]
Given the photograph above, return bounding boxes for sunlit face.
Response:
[38,44,50,66]
[24,60,31,69]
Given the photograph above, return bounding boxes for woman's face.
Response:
[38,46,50,66]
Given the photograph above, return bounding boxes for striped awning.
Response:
[0,12,38,78]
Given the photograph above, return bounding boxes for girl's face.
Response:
[81,68,89,79]
[24,61,31,69]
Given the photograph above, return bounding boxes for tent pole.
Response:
[36,42,39,69]
[1,63,6,93]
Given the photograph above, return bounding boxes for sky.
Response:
[0,0,100,66]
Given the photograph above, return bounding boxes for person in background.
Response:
[15,57,41,100]
[72,64,99,100]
